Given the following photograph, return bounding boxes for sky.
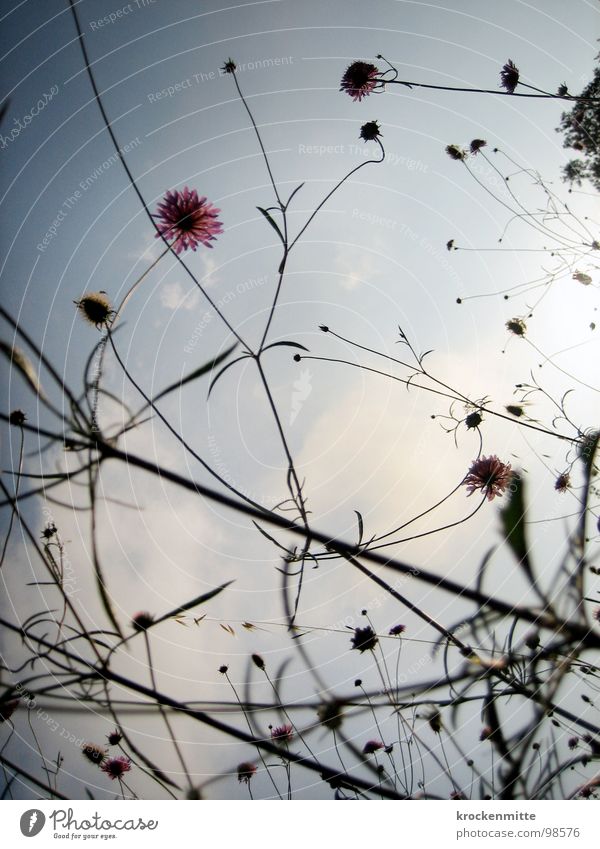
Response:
[1,0,599,801]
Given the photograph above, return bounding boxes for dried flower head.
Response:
[388,624,406,636]
[465,411,483,430]
[218,665,229,675]
[221,58,236,74]
[359,120,382,142]
[362,739,384,754]
[82,742,107,765]
[350,625,378,653]
[554,472,571,493]
[317,701,344,730]
[445,144,466,161]
[100,755,131,780]
[41,523,57,540]
[9,409,26,426]
[131,611,154,632]
[75,292,113,328]
[463,455,513,501]
[340,61,380,101]
[557,83,569,97]
[469,138,487,154]
[107,729,122,746]
[428,710,442,734]
[270,723,293,744]
[506,317,526,336]
[251,653,265,670]
[573,271,592,285]
[0,698,19,723]
[237,761,256,783]
[506,404,524,418]
[500,59,520,93]
[155,188,223,254]
[568,736,579,750]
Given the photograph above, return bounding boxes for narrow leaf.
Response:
[0,341,47,401]
[150,343,238,405]
[261,341,310,353]
[207,355,249,398]
[257,206,284,243]
[154,580,234,626]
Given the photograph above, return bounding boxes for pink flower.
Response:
[463,455,512,501]
[270,724,293,744]
[100,756,131,780]
[340,61,380,101]
[362,740,384,755]
[154,188,223,253]
[237,762,257,783]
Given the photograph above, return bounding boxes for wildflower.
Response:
[445,144,466,161]
[100,756,131,780]
[465,411,483,430]
[9,409,26,426]
[500,59,519,93]
[469,139,487,154]
[359,120,382,142]
[41,523,57,540]
[428,710,442,733]
[0,698,19,723]
[463,455,513,501]
[221,58,236,74]
[75,292,113,328]
[317,701,343,730]
[237,762,256,783]
[388,624,406,636]
[568,737,579,750]
[506,317,526,336]
[446,239,454,251]
[557,83,569,97]
[218,665,229,675]
[340,61,380,101]
[505,404,524,417]
[354,679,362,687]
[554,472,570,493]
[154,188,223,254]
[251,653,265,670]
[270,724,293,744]
[131,611,154,632]
[350,625,378,653]
[480,725,494,741]
[107,729,122,746]
[81,742,107,765]
[362,739,384,754]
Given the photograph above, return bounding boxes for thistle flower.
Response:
[270,723,293,744]
[221,58,236,74]
[154,188,223,253]
[82,742,107,765]
[463,455,513,501]
[237,762,256,783]
[100,755,131,780]
[362,739,384,754]
[500,59,519,93]
[218,665,229,674]
[388,624,406,636]
[506,317,526,336]
[554,472,571,493]
[41,523,57,540]
[445,144,466,161]
[350,625,378,653]
[359,120,382,142]
[75,292,113,328]
[557,83,569,97]
[340,61,380,101]
[317,701,343,730]
[131,611,154,632]
[469,138,487,154]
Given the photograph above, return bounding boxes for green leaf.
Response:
[257,206,285,243]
